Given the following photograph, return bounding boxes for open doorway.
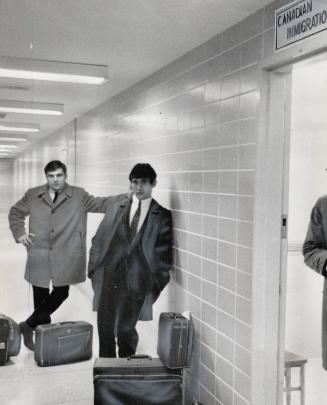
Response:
[283,52,327,404]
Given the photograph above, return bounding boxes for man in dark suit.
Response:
[87,163,173,357]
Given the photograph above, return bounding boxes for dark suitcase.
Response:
[6,315,21,357]
[157,312,193,369]
[34,321,93,367]
[0,315,9,365]
[93,355,183,405]
[0,314,21,364]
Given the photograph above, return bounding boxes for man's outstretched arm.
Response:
[82,190,128,213]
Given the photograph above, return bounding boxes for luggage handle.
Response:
[127,354,152,360]
[164,313,185,320]
[57,322,78,326]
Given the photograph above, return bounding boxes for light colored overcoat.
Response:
[9,183,125,288]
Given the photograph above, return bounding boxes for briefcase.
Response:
[0,314,21,364]
[157,312,193,369]
[34,321,93,367]
[93,355,183,405]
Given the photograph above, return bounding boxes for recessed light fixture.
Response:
[0,122,40,132]
[0,100,63,115]
[0,136,27,142]
[0,144,18,148]
[0,56,108,84]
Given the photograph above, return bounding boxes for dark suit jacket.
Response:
[303,195,327,369]
[87,197,173,320]
[303,195,327,276]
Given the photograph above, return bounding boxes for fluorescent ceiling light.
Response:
[0,136,27,142]
[0,144,18,148]
[0,122,40,132]
[0,56,108,84]
[0,100,63,115]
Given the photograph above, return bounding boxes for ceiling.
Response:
[0,0,273,157]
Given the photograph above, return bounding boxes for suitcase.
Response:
[157,312,193,369]
[0,315,9,366]
[93,355,183,405]
[34,321,93,367]
[0,314,21,365]
[6,315,21,357]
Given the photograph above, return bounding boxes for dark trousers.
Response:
[26,285,69,329]
[97,284,145,358]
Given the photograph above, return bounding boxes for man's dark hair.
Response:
[44,160,67,176]
[129,163,157,184]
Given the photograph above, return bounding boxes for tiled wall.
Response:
[0,158,14,213]
[12,1,288,404]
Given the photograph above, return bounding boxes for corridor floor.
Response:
[0,214,156,405]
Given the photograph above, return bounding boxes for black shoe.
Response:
[0,317,9,365]
[19,321,35,351]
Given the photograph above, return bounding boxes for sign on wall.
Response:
[275,0,327,51]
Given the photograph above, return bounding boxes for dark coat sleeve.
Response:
[82,191,127,213]
[8,191,31,242]
[153,210,173,292]
[87,212,109,277]
[303,201,327,276]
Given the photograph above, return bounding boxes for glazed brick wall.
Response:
[12,1,287,403]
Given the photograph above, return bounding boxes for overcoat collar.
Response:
[37,183,73,207]
[37,183,73,198]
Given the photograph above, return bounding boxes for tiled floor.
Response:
[0,214,156,404]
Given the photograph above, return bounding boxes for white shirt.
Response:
[129,194,152,234]
[49,188,62,201]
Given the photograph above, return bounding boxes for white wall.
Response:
[285,55,327,358]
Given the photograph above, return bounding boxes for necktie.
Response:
[130,200,141,239]
[53,191,58,203]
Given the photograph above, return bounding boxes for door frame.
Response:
[251,66,292,405]
[252,35,327,405]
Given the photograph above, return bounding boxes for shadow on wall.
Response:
[169,182,201,403]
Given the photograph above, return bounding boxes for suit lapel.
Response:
[53,193,68,209]
[38,183,72,209]
[129,199,160,252]
[40,193,53,208]
[122,200,132,242]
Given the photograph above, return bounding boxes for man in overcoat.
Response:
[8,160,126,350]
[87,163,172,357]
[303,195,327,369]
